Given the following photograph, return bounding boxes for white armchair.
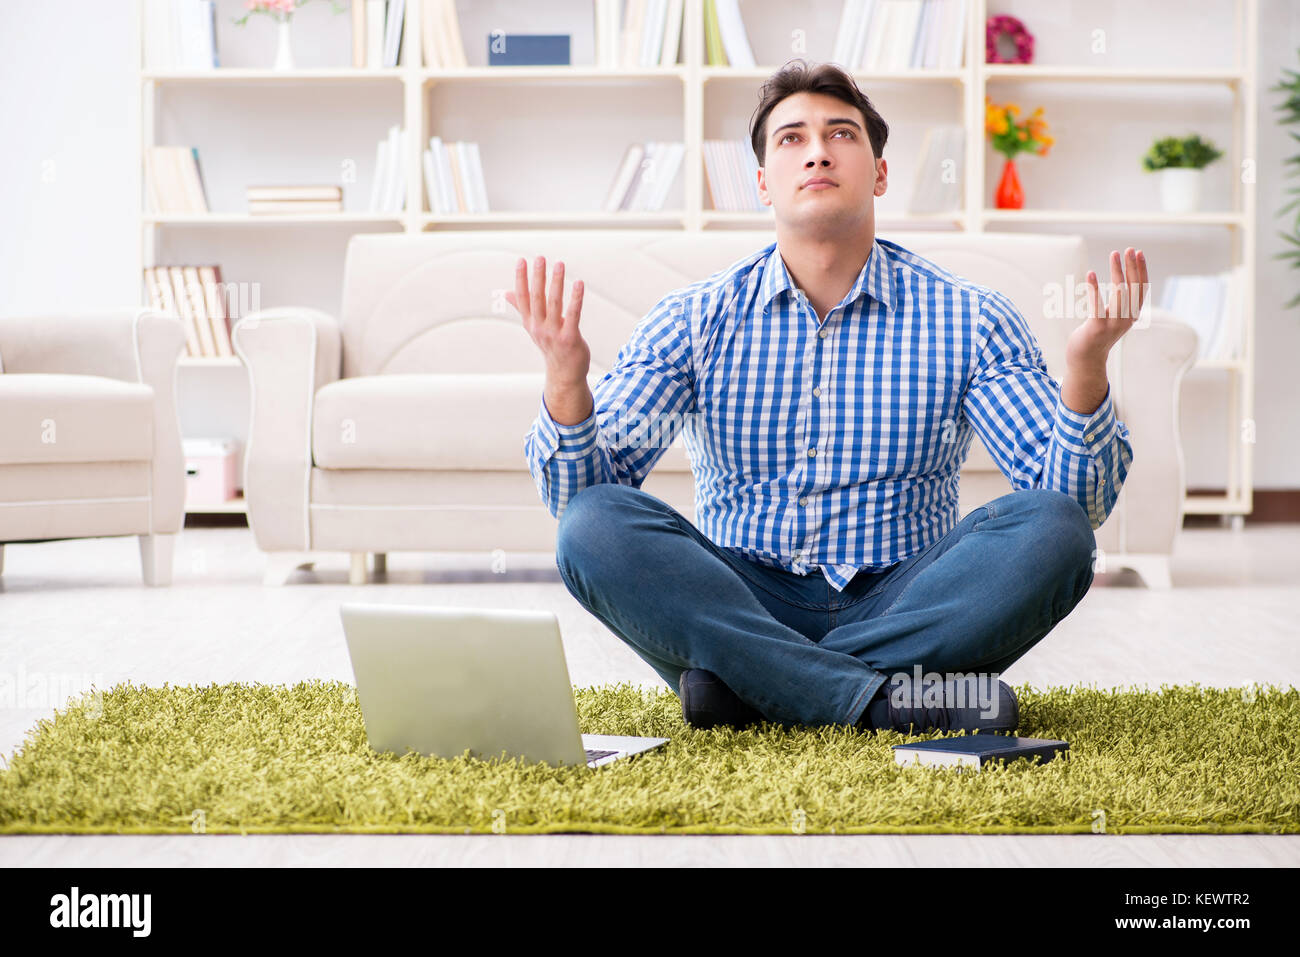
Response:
[0,308,187,585]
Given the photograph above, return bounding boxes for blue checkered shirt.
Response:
[524,236,1133,592]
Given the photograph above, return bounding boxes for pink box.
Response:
[183,438,240,507]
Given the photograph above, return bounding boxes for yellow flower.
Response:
[1006,103,1020,115]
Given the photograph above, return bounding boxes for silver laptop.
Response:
[339,602,669,769]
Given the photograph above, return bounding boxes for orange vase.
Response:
[995,158,1024,209]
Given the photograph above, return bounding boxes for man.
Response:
[511,60,1142,735]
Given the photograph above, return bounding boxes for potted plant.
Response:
[234,0,346,71]
[1270,48,1300,309]
[984,98,1053,209]
[1141,134,1223,214]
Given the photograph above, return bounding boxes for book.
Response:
[198,265,233,357]
[248,200,344,214]
[487,35,572,67]
[182,265,218,357]
[144,266,200,357]
[383,0,406,67]
[906,123,964,214]
[247,186,343,202]
[351,0,367,68]
[893,735,1070,770]
[366,0,385,68]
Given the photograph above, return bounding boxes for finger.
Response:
[513,257,530,323]
[531,255,547,327]
[548,260,564,324]
[1125,247,1141,319]
[1087,270,1102,319]
[1136,248,1149,315]
[1108,250,1124,320]
[565,277,584,331]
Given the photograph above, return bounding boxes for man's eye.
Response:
[781,129,852,144]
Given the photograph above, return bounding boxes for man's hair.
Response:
[749,59,889,168]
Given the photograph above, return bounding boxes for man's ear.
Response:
[874,158,888,197]
[757,166,771,206]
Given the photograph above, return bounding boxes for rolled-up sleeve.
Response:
[523,294,696,520]
[961,289,1134,530]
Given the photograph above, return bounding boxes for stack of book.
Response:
[423,137,488,214]
[832,0,968,71]
[145,146,209,214]
[419,0,468,67]
[604,142,686,212]
[143,265,233,359]
[247,186,344,215]
[906,124,965,214]
[353,0,407,68]
[143,0,218,70]
[594,0,685,68]
[1159,265,1246,362]
[703,0,755,68]
[702,139,763,212]
[369,125,410,214]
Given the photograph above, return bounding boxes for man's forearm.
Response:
[544,375,594,426]
[1060,359,1109,416]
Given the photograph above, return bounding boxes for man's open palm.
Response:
[506,255,591,385]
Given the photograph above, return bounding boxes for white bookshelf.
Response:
[135,0,1258,520]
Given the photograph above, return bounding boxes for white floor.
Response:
[1,521,1297,867]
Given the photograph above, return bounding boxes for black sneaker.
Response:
[865,678,1019,734]
[678,669,765,730]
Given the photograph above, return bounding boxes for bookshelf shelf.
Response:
[145,213,406,225]
[982,66,1245,86]
[980,210,1247,227]
[135,0,1258,519]
[143,68,405,83]
[702,67,966,84]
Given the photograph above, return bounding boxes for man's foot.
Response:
[860,678,1019,734]
[679,669,765,730]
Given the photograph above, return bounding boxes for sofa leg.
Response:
[263,552,318,587]
[1123,554,1173,590]
[373,552,387,575]
[350,552,367,585]
[139,533,176,586]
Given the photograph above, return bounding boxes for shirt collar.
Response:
[759,236,894,315]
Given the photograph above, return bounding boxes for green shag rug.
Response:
[1,680,1297,835]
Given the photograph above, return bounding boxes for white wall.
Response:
[0,0,1297,492]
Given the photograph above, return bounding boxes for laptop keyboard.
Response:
[585,748,620,763]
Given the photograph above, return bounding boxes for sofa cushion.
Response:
[312,373,695,472]
[0,374,154,465]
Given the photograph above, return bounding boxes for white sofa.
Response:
[0,308,187,585]
[234,229,1197,588]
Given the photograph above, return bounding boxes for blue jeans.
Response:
[554,483,1097,728]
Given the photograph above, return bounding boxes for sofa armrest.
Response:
[0,308,187,534]
[1115,306,1199,555]
[232,308,341,550]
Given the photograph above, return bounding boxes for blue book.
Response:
[488,34,571,67]
[893,735,1069,770]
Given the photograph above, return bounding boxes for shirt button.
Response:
[819,329,828,339]
[799,497,808,507]
[807,448,816,457]
[813,387,821,397]
[1099,478,1106,486]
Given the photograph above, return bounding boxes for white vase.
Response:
[273,19,294,71]
[1159,167,1201,214]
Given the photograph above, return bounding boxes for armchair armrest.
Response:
[232,307,341,550]
[0,308,186,533]
[1115,306,1199,554]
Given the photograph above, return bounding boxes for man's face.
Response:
[756,91,887,229]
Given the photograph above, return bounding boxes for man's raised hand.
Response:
[506,255,591,387]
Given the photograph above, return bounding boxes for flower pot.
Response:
[1158,167,1201,214]
[995,158,1024,209]
[274,19,294,70]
